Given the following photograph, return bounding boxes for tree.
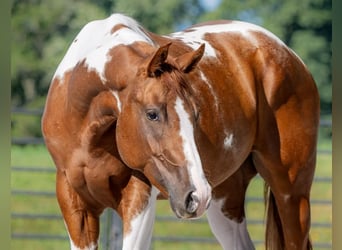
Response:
[11,0,205,107]
[11,0,107,106]
[11,0,206,137]
[111,0,205,34]
[11,0,331,137]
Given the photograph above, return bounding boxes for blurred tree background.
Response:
[11,0,331,137]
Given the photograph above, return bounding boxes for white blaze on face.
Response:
[69,241,97,250]
[174,97,212,215]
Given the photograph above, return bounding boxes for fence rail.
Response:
[11,108,332,249]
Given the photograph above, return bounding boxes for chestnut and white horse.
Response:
[42,14,319,250]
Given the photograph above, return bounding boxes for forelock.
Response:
[160,69,193,101]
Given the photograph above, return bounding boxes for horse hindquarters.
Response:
[252,112,317,250]
[252,57,319,249]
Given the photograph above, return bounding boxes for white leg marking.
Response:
[175,97,212,216]
[207,199,255,250]
[64,221,98,250]
[122,187,158,250]
[70,240,97,250]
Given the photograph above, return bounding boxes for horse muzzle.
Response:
[169,184,212,219]
[146,156,212,219]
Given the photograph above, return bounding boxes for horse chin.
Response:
[147,156,210,219]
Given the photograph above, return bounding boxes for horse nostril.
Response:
[185,191,199,214]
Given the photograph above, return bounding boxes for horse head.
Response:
[116,43,212,219]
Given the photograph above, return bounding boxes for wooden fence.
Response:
[11,108,332,249]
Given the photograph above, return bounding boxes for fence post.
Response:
[11,107,332,249]
[101,209,123,250]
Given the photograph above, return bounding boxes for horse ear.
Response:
[175,44,205,73]
[147,43,172,77]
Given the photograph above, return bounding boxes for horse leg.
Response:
[252,111,317,249]
[207,156,257,250]
[252,147,316,250]
[56,170,101,250]
[117,171,158,250]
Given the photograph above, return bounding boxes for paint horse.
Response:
[42,14,319,250]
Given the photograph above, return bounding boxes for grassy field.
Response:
[11,140,331,250]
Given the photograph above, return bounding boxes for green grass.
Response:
[11,144,331,250]
[11,145,54,166]
[11,145,66,250]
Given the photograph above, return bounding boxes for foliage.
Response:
[11,0,331,137]
[111,0,205,34]
[11,0,107,106]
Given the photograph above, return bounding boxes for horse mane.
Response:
[157,61,195,102]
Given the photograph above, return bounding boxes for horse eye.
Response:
[146,110,159,121]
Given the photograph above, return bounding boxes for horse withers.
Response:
[42,14,320,250]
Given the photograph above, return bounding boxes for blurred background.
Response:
[11,0,331,249]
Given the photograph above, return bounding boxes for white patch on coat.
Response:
[174,97,212,216]
[53,14,154,83]
[283,193,291,202]
[169,31,217,57]
[169,20,285,58]
[223,133,234,149]
[122,187,158,250]
[111,90,122,113]
[199,71,219,112]
[64,220,97,250]
[207,199,255,250]
[69,241,97,250]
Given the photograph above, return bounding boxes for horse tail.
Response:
[264,183,313,250]
[264,182,284,250]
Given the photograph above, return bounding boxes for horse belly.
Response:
[196,98,257,186]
